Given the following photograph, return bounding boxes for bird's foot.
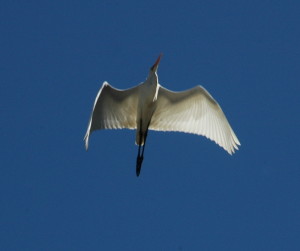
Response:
[136,156,144,177]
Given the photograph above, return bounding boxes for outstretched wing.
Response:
[149,85,240,154]
[84,81,140,150]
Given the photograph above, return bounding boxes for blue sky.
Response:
[1,0,299,250]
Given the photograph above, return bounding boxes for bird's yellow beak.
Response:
[150,54,162,72]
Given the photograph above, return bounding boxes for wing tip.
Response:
[84,122,92,151]
[84,132,89,150]
[226,140,241,155]
[83,81,112,151]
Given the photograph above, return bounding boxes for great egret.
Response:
[84,55,240,176]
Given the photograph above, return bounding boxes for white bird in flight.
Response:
[84,55,240,176]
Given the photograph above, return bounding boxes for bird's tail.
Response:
[135,131,145,146]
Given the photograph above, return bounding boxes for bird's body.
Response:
[84,55,240,176]
[135,76,158,146]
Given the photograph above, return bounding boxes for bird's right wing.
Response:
[149,85,240,154]
[84,81,140,150]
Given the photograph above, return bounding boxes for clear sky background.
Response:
[1,0,299,250]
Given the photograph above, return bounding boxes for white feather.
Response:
[150,85,240,154]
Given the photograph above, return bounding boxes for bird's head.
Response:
[147,54,162,82]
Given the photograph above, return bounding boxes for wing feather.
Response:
[84,81,140,149]
[150,85,240,154]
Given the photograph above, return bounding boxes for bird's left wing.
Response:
[84,81,140,150]
[149,85,240,154]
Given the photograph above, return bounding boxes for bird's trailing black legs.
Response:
[136,119,144,176]
[136,147,143,177]
[136,119,150,177]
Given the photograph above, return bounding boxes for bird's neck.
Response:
[147,72,158,83]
